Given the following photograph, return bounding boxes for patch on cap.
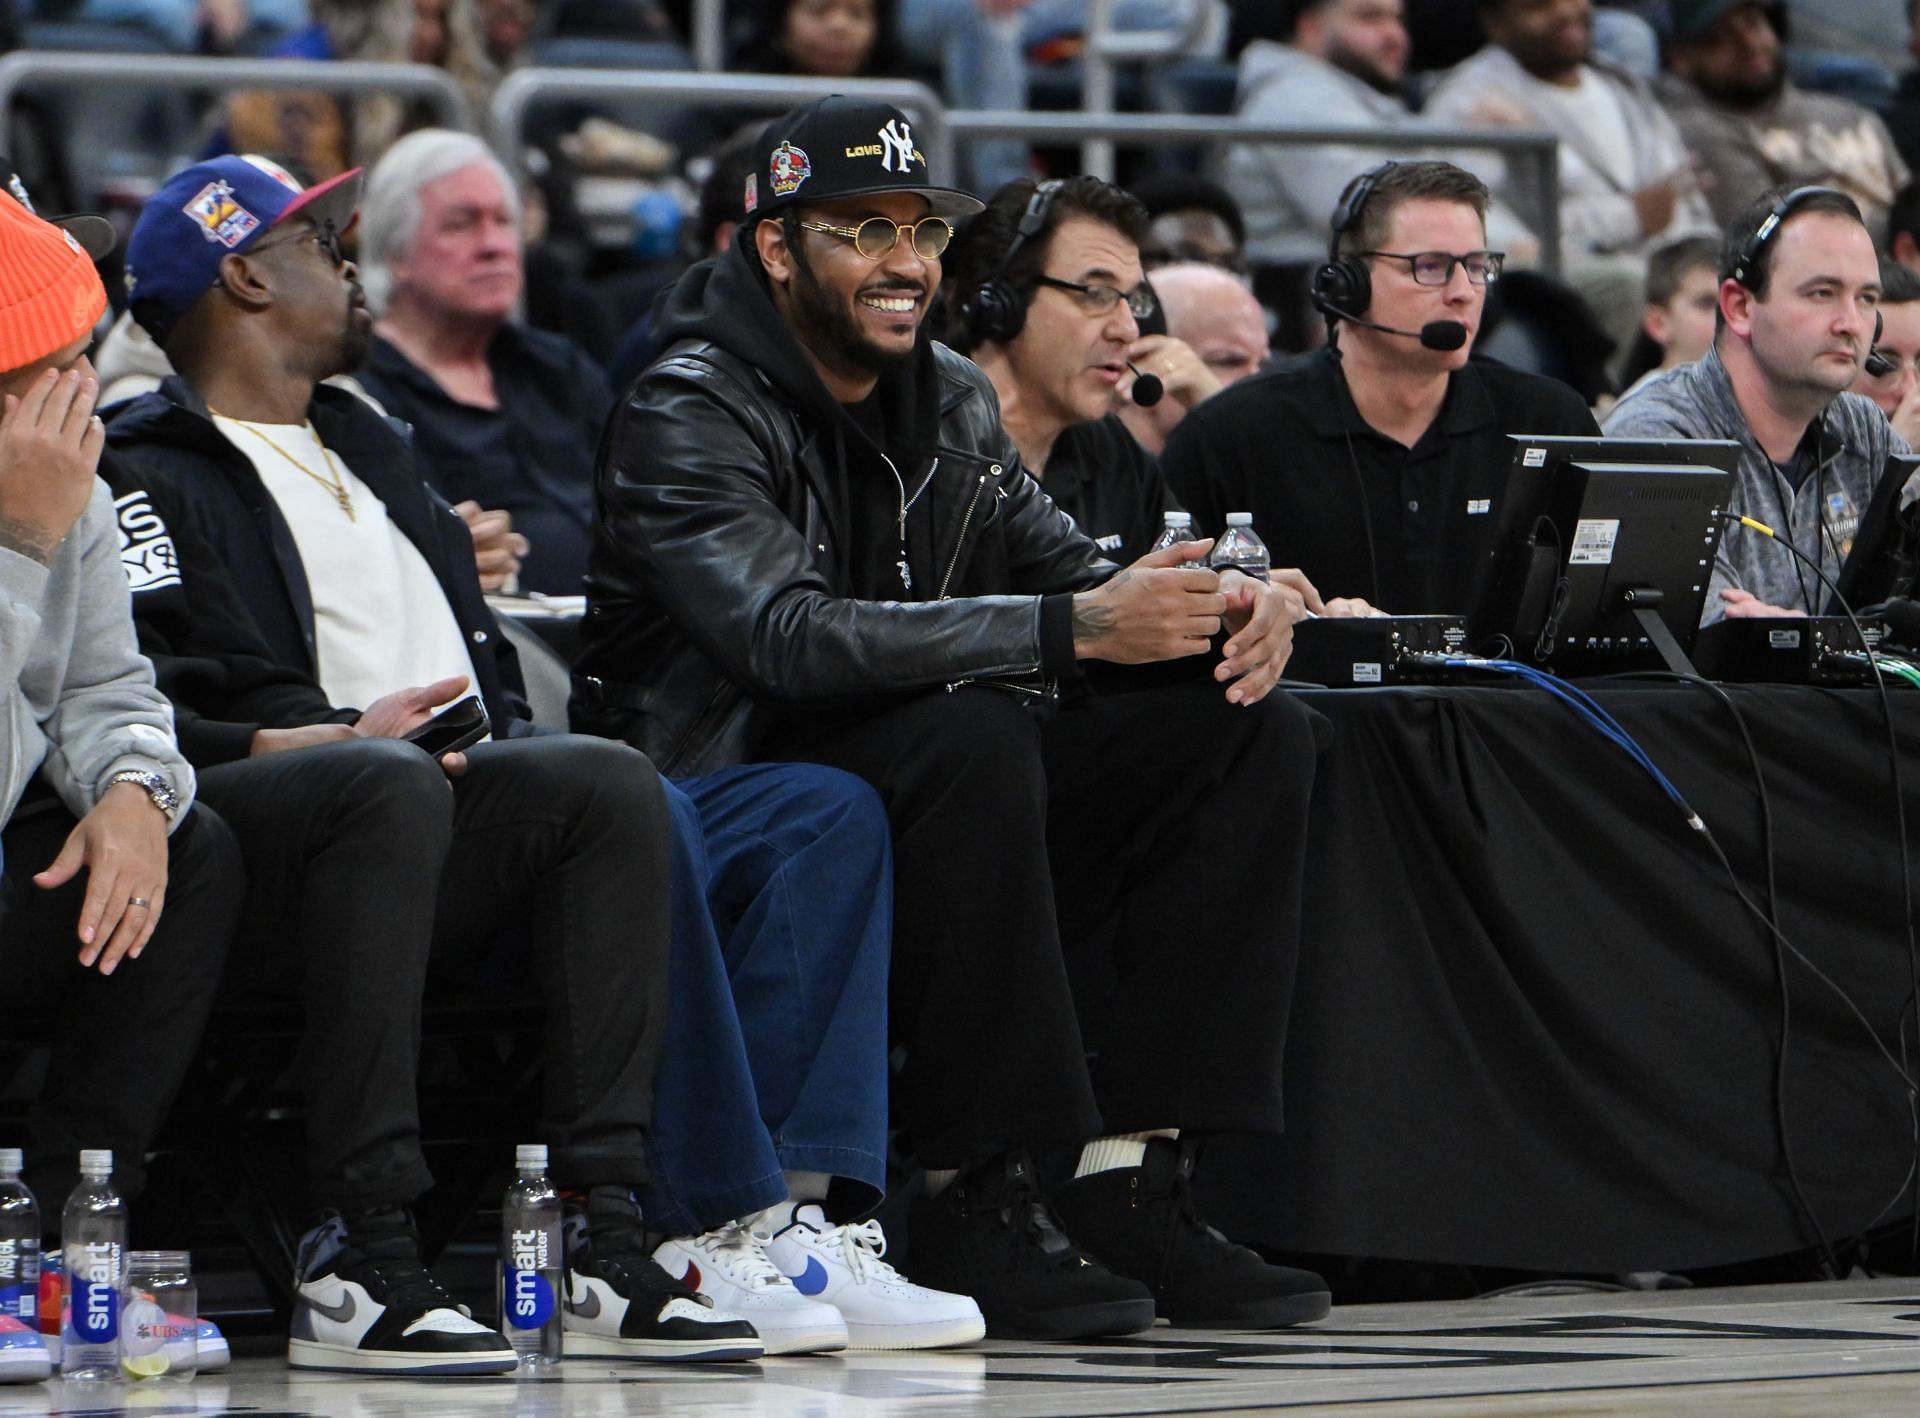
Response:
[769,142,811,199]
[183,179,260,249]
[743,171,758,214]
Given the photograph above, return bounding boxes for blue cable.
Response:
[1443,658,1700,826]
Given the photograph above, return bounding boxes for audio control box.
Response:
[1285,615,1470,687]
[1692,616,1887,685]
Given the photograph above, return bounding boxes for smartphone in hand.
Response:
[403,695,489,759]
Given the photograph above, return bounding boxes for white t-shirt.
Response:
[213,415,483,716]
[1524,66,1636,193]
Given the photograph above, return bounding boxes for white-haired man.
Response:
[1118,262,1269,458]
[355,129,594,597]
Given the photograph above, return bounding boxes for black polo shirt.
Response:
[358,323,613,597]
[1161,349,1597,613]
[1039,413,1182,568]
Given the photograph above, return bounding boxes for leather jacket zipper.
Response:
[937,468,993,600]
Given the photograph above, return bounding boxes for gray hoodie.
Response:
[1602,345,1909,624]
[1,477,194,832]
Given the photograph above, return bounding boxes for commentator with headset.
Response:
[1161,159,1595,616]
[1605,184,1910,624]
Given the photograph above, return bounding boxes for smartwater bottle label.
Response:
[504,1270,554,1329]
[73,1244,120,1343]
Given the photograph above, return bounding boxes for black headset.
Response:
[1730,184,1890,374]
[1310,161,1399,325]
[962,179,1062,348]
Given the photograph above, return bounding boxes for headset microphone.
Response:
[1126,361,1165,407]
[1317,300,1469,352]
[1867,348,1896,378]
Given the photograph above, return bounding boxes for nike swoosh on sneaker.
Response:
[566,1284,601,1320]
[303,1289,356,1325]
[785,1257,829,1296]
[679,1261,703,1294]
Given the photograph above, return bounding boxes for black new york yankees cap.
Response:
[743,96,984,226]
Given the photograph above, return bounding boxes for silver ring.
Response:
[127,896,151,908]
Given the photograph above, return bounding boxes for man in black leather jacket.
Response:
[576,97,1330,1340]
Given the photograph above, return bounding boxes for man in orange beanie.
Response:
[0,186,243,1374]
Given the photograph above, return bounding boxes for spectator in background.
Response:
[1225,0,1418,268]
[27,0,302,51]
[356,129,601,598]
[609,125,760,392]
[1854,256,1920,448]
[1615,233,1720,398]
[1423,0,1713,352]
[737,0,893,77]
[898,0,1211,192]
[1888,178,1920,274]
[224,0,499,179]
[1127,171,1249,274]
[1118,261,1266,456]
[1658,0,1908,234]
[1887,0,1920,175]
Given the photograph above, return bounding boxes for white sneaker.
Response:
[760,1203,985,1350]
[653,1222,847,1356]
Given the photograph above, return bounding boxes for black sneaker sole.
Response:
[1164,1288,1332,1330]
[982,1295,1157,1341]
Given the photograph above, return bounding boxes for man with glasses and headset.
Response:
[1163,160,1596,617]
[576,96,1332,1340]
[944,175,1227,565]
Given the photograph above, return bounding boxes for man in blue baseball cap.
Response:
[577,95,1331,1340]
[104,152,947,1367]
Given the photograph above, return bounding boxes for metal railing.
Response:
[691,0,727,72]
[1079,0,1221,179]
[488,68,950,176]
[947,110,1565,274]
[0,51,479,132]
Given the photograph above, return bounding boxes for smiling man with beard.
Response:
[576,96,1333,1341]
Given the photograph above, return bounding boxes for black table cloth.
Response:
[1202,681,1920,1273]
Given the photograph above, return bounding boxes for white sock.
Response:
[923,1168,960,1196]
[784,1170,832,1204]
[1074,1129,1178,1180]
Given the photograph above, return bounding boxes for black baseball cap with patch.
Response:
[743,96,983,226]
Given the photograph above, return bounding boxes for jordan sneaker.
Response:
[287,1209,517,1375]
[653,1220,847,1355]
[561,1186,762,1362]
[906,1151,1156,1340]
[760,1202,984,1350]
[1051,1136,1331,1329]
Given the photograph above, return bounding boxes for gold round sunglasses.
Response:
[798,216,954,260]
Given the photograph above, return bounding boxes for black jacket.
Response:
[102,377,530,758]
[575,242,1115,775]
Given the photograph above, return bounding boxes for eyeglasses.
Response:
[1033,275,1157,320]
[251,221,346,268]
[798,216,952,260]
[1360,249,1504,286]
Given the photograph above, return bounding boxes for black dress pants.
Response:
[197,734,672,1213]
[3,795,241,1207]
[764,676,1321,1168]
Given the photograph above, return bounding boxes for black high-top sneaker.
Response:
[288,1208,518,1375]
[561,1185,764,1362]
[906,1152,1156,1340]
[1051,1137,1331,1329]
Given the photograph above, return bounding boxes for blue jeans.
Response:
[641,764,893,1236]
[896,0,1195,191]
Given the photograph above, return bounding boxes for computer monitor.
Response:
[1829,453,1920,614]
[1475,437,1740,674]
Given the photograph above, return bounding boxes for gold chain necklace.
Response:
[208,406,357,522]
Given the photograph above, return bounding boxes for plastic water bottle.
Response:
[1149,510,1197,554]
[1211,512,1271,582]
[498,1144,562,1369]
[61,1150,125,1381]
[0,1150,38,1336]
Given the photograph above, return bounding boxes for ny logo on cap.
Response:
[878,119,919,175]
